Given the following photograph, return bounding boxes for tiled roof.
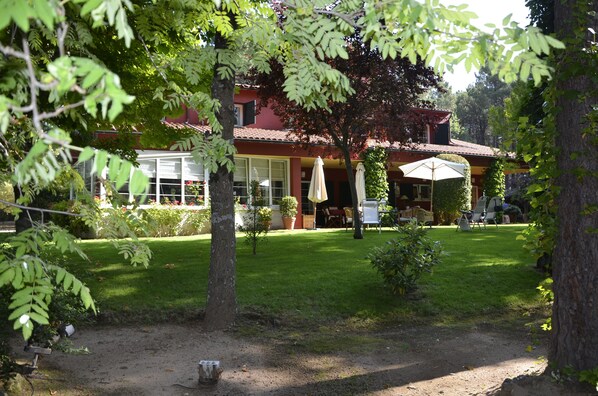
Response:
[164,122,500,158]
[164,122,294,143]
[399,139,501,158]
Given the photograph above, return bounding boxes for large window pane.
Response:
[234,158,248,204]
[251,158,269,204]
[182,158,205,205]
[158,158,181,204]
[271,161,286,205]
[138,159,157,202]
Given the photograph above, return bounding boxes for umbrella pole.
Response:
[430,168,434,213]
[313,202,317,229]
[430,178,434,213]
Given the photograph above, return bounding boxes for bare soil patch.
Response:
[9,319,573,395]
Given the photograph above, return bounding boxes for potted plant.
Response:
[280,195,298,230]
[257,207,273,230]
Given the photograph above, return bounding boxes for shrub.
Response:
[279,196,298,218]
[50,200,96,239]
[143,206,211,237]
[434,154,471,224]
[144,206,184,237]
[239,180,269,255]
[504,204,523,223]
[369,221,442,295]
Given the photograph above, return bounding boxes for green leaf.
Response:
[32,0,55,30]
[107,155,121,181]
[115,160,132,190]
[55,267,66,284]
[77,147,95,163]
[80,0,103,16]
[8,305,31,321]
[28,311,50,325]
[0,268,15,286]
[129,169,149,195]
[92,149,108,175]
[63,272,74,290]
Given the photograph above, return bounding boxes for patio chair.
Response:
[361,199,381,233]
[484,196,502,227]
[343,207,354,231]
[324,206,343,228]
[457,195,487,231]
[470,195,488,229]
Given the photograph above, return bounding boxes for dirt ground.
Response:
[9,318,583,396]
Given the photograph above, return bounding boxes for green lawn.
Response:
[62,224,545,327]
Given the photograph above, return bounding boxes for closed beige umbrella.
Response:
[355,162,366,207]
[307,157,328,229]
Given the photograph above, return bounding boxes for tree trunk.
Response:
[204,30,237,331]
[549,0,598,371]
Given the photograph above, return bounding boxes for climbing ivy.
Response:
[362,147,388,202]
[482,159,506,199]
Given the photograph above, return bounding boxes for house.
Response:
[84,86,514,229]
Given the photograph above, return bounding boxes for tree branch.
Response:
[0,198,84,217]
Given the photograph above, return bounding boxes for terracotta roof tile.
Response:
[164,122,294,143]
[164,122,501,157]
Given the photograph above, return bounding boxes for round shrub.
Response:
[504,204,524,223]
[368,221,442,295]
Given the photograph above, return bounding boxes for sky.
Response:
[440,0,531,92]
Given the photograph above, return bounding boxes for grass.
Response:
[59,224,545,327]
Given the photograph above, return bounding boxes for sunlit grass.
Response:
[66,224,544,326]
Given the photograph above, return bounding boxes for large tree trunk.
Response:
[204,30,237,331]
[549,0,598,371]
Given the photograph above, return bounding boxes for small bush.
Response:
[50,200,96,239]
[504,204,523,223]
[369,221,442,295]
[144,206,184,237]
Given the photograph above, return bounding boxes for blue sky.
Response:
[439,0,531,91]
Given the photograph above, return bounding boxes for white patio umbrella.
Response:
[307,156,328,228]
[355,162,366,207]
[399,157,466,212]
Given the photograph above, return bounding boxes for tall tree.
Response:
[455,67,511,146]
[257,39,442,239]
[203,23,237,330]
[550,0,598,372]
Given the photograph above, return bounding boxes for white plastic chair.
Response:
[361,199,381,233]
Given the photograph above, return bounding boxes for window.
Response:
[413,184,431,201]
[233,101,256,127]
[183,158,205,206]
[80,153,208,207]
[233,157,288,206]
[234,104,243,127]
[76,152,288,208]
[138,159,156,202]
[158,158,182,204]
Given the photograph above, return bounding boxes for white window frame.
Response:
[234,104,243,127]
[233,156,290,207]
[83,151,209,208]
[413,184,431,201]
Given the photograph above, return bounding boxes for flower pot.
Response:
[303,214,314,229]
[282,216,296,230]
